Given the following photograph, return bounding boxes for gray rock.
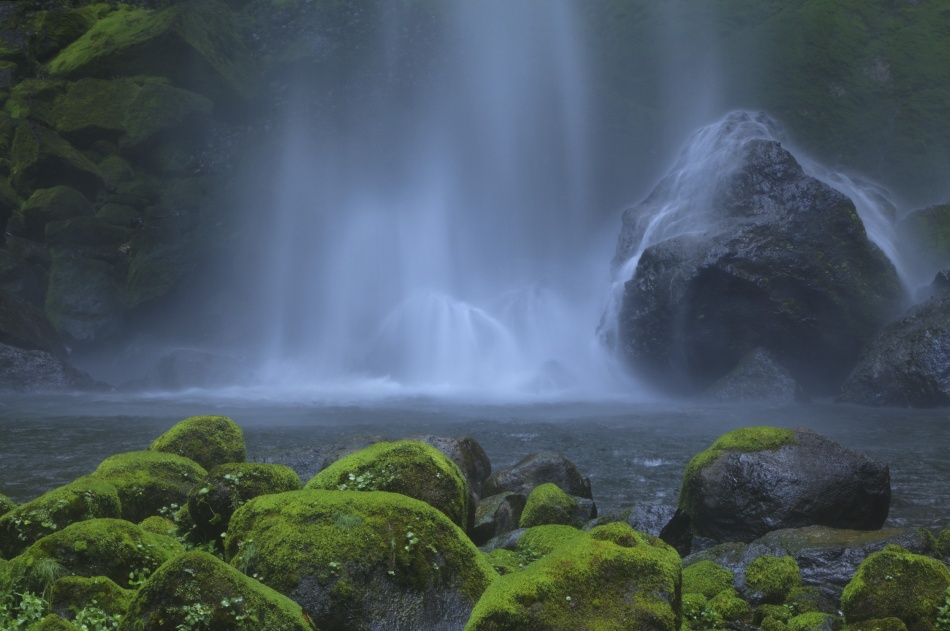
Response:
[611,112,902,395]
[45,251,124,345]
[839,288,950,407]
[482,450,592,500]
[472,492,526,546]
[408,434,492,499]
[0,342,99,391]
[681,428,890,543]
[706,347,808,402]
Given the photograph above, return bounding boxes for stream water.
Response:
[1,394,947,533]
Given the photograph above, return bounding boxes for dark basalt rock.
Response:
[481,450,592,500]
[839,285,950,408]
[611,112,903,395]
[681,429,890,543]
[706,346,808,402]
[409,434,492,499]
[472,492,526,546]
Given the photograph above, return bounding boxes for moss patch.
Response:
[683,559,735,599]
[149,415,245,471]
[465,522,681,631]
[306,440,470,529]
[51,575,134,619]
[519,483,582,529]
[745,555,802,604]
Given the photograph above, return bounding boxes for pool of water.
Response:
[0,392,946,532]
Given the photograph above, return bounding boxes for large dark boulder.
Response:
[482,450,592,500]
[679,426,890,543]
[839,282,950,407]
[610,112,903,395]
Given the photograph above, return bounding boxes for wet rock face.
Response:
[481,450,592,500]
[680,429,891,543]
[612,118,903,395]
[839,286,950,408]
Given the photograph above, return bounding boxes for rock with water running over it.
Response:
[679,427,890,543]
[839,284,950,408]
[609,111,903,395]
[705,347,808,402]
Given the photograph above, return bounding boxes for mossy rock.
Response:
[44,216,130,248]
[0,493,16,514]
[0,475,120,559]
[25,614,74,630]
[187,462,301,538]
[680,427,797,499]
[44,252,124,345]
[126,224,197,309]
[93,450,207,523]
[137,515,176,537]
[4,78,65,125]
[682,592,713,629]
[224,489,496,630]
[848,618,909,631]
[51,76,212,148]
[10,121,103,198]
[4,518,183,596]
[519,483,585,529]
[51,575,134,620]
[707,588,753,624]
[29,7,104,62]
[515,524,586,566]
[465,522,681,631]
[482,548,522,575]
[756,603,795,625]
[119,550,313,631]
[787,611,839,631]
[745,555,802,604]
[683,560,735,599]
[149,415,245,472]
[18,186,94,239]
[937,527,950,558]
[841,544,950,631]
[45,2,257,103]
[306,440,471,530]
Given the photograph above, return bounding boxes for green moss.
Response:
[707,588,753,623]
[0,476,121,559]
[18,185,94,239]
[187,462,301,538]
[51,575,134,618]
[788,611,838,631]
[745,555,802,604]
[149,415,245,472]
[225,489,496,628]
[10,121,103,198]
[0,493,16,515]
[762,618,790,631]
[93,450,207,523]
[848,618,909,631]
[841,545,950,631]
[519,483,582,529]
[137,515,176,537]
[681,592,711,628]
[121,551,312,631]
[4,79,65,125]
[516,524,586,565]
[306,440,470,529]
[5,518,183,596]
[683,560,735,599]
[26,614,74,630]
[679,427,796,512]
[937,526,950,558]
[756,603,795,625]
[482,549,521,575]
[465,523,681,631]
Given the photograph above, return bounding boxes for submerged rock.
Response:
[839,288,950,408]
[610,112,903,395]
[679,427,890,543]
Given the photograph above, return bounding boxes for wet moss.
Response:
[10,121,103,198]
[225,489,496,628]
[515,524,586,564]
[519,483,582,529]
[0,493,16,515]
[306,440,470,529]
[149,415,246,472]
[5,518,183,596]
[841,544,950,631]
[51,575,134,619]
[848,618,909,631]
[465,522,681,631]
[0,476,121,559]
[707,588,752,624]
[93,450,207,523]
[745,555,802,604]
[682,560,735,599]
[121,551,313,631]
[787,611,838,631]
[27,614,74,630]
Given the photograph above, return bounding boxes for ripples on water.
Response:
[0,393,946,531]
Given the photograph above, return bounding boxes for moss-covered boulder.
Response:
[51,76,212,149]
[841,545,950,631]
[4,518,183,596]
[707,588,753,624]
[682,559,735,599]
[519,483,588,529]
[45,2,256,103]
[44,253,124,345]
[408,434,493,497]
[18,186,94,239]
[10,121,103,198]
[848,618,908,631]
[93,450,206,523]
[0,476,120,559]
[787,612,840,631]
[514,524,587,563]
[187,462,301,537]
[305,440,471,530]
[679,427,890,542]
[224,489,496,630]
[125,224,198,309]
[51,575,134,620]
[0,493,15,514]
[25,614,74,630]
[44,216,129,248]
[4,78,64,126]
[745,555,802,604]
[149,415,246,472]
[465,522,681,631]
[119,551,313,631]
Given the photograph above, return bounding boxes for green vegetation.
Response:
[682,560,735,599]
[149,415,245,472]
[745,555,802,604]
[519,483,584,529]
